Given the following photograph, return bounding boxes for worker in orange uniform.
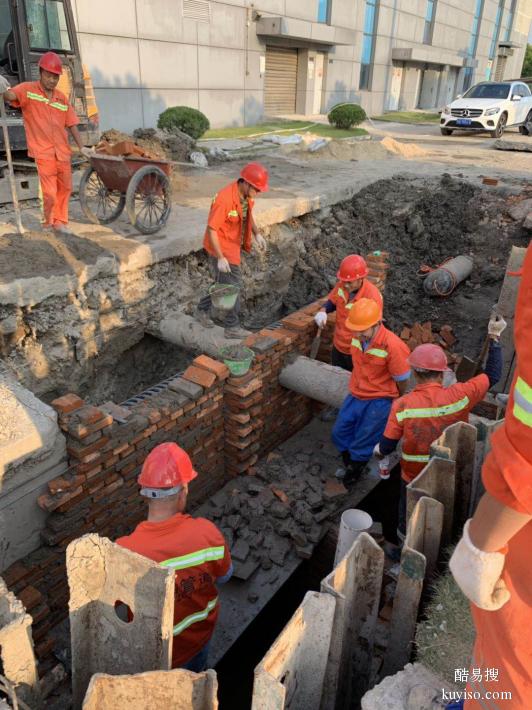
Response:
[0,52,91,235]
[196,163,269,339]
[314,254,383,372]
[117,443,232,672]
[332,298,411,487]
[447,245,532,710]
[375,318,504,539]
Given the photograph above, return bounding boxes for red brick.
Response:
[51,393,84,414]
[35,638,55,659]
[271,486,289,505]
[226,411,251,424]
[68,414,113,440]
[77,405,106,425]
[225,378,262,398]
[324,479,347,500]
[18,585,44,611]
[67,436,109,461]
[183,365,216,389]
[2,561,30,587]
[194,355,230,381]
[48,473,84,495]
[400,327,411,340]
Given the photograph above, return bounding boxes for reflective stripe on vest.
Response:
[351,338,362,351]
[396,396,470,423]
[173,596,218,636]
[367,348,388,358]
[227,210,239,217]
[514,376,532,427]
[160,546,225,571]
[337,287,347,303]
[27,91,68,112]
[402,452,430,463]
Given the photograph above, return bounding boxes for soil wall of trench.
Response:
[0,174,528,405]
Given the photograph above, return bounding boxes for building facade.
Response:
[71,0,532,131]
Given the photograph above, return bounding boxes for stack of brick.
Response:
[400,322,460,365]
[365,251,390,294]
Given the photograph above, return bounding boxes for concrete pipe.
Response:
[423,255,474,297]
[279,356,351,409]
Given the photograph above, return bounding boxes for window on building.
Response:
[423,0,437,45]
[317,0,330,24]
[489,0,505,60]
[503,0,517,41]
[359,0,379,90]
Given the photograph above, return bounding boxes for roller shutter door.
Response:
[264,47,298,115]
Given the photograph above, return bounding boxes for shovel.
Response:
[0,98,24,234]
[309,326,322,360]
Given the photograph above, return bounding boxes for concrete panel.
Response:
[254,0,285,13]
[198,47,245,90]
[75,0,138,37]
[136,0,197,43]
[407,457,456,547]
[139,40,198,89]
[83,669,218,709]
[244,51,266,92]
[284,0,317,22]
[197,2,246,49]
[93,88,144,132]
[252,591,336,710]
[330,0,358,29]
[243,90,265,125]
[79,34,141,89]
[199,89,246,127]
[324,59,358,104]
[142,89,199,129]
[68,534,175,710]
[0,577,41,707]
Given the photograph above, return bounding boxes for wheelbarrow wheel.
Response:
[79,166,125,224]
[125,165,172,235]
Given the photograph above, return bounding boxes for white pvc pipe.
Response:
[334,509,373,567]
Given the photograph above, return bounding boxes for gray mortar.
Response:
[0,175,527,401]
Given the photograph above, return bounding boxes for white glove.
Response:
[217,257,231,274]
[254,233,266,251]
[0,75,11,94]
[488,314,507,339]
[81,146,94,158]
[449,519,510,611]
[314,311,327,329]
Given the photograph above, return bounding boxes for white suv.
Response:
[440,81,532,138]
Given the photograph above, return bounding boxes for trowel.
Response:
[309,327,322,360]
[455,304,500,382]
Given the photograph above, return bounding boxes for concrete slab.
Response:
[67,534,175,710]
[82,669,218,709]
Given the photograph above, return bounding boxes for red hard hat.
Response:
[240,162,269,192]
[408,344,451,372]
[337,255,369,281]
[39,52,63,76]
[138,443,197,498]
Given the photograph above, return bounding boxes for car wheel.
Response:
[519,110,532,136]
[490,113,507,139]
[440,128,453,136]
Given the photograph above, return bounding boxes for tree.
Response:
[522,44,532,78]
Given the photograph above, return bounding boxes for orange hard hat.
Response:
[240,162,269,192]
[408,344,451,372]
[345,298,382,331]
[38,52,63,76]
[138,443,197,498]
[337,255,369,282]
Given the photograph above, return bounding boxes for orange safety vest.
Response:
[465,244,532,710]
[384,376,489,482]
[117,512,231,667]
[203,181,254,266]
[349,323,410,400]
[327,279,383,355]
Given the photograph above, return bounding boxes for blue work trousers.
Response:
[332,395,393,463]
[182,641,210,673]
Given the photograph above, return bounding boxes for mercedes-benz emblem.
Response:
[463,109,470,117]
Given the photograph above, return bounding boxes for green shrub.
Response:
[327,103,367,130]
[157,106,210,140]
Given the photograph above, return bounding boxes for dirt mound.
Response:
[381,136,429,158]
[282,137,390,161]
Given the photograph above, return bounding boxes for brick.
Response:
[400,327,411,340]
[271,486,289,505]
[193,355,230,380]
[67,414,113,440]
[48,473,84,495]
[225,378,262,399]
[99,401,132,423]
[35,638,55,659]
[51,393,84,414]
[2,561,29,587]
[67,436,109,460]
[77,405,107,425]
[440,325,456,347]
[183,365,217,389]
[226,411,251,424]
[323,479,347,500]
[169,377,203,400]
[244,334,278,354]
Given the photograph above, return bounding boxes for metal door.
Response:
[264,46,298,115]
[418,68,441,109]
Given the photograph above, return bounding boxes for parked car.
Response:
[440,81,532,138]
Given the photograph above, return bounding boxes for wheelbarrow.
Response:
[79,154,172,234]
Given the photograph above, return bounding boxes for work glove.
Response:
[0,75,11,94]
[81,146,94,159]
[217,257,231,274]
[314,311,327,329]
[254,233,267,251]
[488,314,507,340]
[449,519,510,611]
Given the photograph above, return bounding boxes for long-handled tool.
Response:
[309,326,322,360]
[0,98,24,234]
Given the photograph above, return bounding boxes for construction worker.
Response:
[314,254,383,372]
[117,443,232,672]
[448,245,532,710]
[0,52,91,235]
[332,298,411,487]
[375,318,505,538]
[196,163,269,339]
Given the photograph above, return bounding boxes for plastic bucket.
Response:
[334,509,373,567]
[209,283,240,311]
[219,346,255,377]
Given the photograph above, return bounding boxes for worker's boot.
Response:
[335,451,351,480]
[343,461,367,488]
